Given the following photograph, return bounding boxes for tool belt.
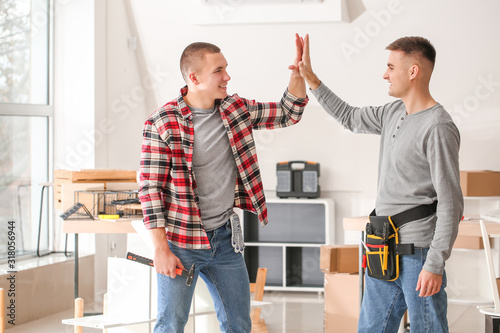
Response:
[363,202,437,281]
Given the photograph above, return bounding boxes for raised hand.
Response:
[288,33,304,76]
[296,34,321,90]
[287,33,307,98]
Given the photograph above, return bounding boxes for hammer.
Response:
[126,252,195,286]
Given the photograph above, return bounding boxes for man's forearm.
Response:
[304,72,321,90]
[149,227,170,252]
[288,73,307,98]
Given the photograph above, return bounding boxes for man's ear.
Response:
[409,64,419,80]
[189,73,198,85]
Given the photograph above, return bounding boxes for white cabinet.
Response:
[242,198,334,292]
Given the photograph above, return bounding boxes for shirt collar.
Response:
[177,86,192,120]
[177,86,229,119]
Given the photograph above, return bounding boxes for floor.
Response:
[5,291,487,332]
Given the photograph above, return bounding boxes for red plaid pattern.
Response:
[139,86,308,249]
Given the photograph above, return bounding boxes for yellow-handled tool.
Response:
[98,214,120,219]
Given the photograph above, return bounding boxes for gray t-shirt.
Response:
[190,105,237,231]
[312,82,464,275]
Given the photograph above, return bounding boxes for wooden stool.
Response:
[250,268,268,333]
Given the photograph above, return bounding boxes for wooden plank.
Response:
[54,169,74,180]
[55,169,137,182]
[62,220,137,234]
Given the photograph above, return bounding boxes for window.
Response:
[0,0,52,260]
[0,0,49,104]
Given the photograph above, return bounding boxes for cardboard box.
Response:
[460,171,500,197]
[453,235,490,249]
[324,273,360,333]
[320,245,359,274]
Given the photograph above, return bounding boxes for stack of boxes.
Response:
[454,171,500,248]
[320,245,360,332]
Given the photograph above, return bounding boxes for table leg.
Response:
[75,233,79,299]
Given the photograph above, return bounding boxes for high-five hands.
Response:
[289,34,321,90]
[288,33,304,77]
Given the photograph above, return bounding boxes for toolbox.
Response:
[276,161,320,198]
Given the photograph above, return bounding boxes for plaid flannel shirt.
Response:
[139,86,308,249]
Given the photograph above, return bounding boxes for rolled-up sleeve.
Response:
[247,89,308,130]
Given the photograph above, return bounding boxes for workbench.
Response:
[62,217,140,300]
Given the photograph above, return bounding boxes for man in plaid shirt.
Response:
[139,34,308,332]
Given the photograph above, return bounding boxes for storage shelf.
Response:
[243,198,334,292]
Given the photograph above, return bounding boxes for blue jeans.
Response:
[154,221,251,333]
[358,248,448,333]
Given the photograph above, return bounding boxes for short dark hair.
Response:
[386,36,436,67]
[180,42,221,82]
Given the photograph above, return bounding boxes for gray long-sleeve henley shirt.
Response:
[312,82,464,275]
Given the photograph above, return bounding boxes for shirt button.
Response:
[397,126,400,129]
[393,135,395,138]
[401,117,404,120]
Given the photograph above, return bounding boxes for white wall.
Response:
[58,0,500,243]
[54,0,96,170]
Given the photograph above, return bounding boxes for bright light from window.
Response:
[0,0,49,104]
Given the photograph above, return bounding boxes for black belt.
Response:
[370,201,438,229]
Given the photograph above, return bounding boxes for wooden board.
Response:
[54,169,137,182]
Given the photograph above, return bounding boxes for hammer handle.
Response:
[126,252,186,276]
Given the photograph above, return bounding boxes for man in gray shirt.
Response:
[293,35,463,332]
